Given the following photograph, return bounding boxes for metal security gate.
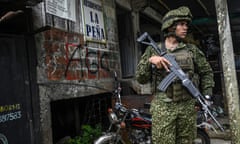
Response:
[0,35,35,144]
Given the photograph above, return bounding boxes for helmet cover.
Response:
[161,6,193,31]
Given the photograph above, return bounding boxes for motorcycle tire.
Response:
[194,128,210,144]
[94,133,125,144]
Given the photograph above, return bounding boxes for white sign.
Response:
[82,0,106,42]
[46,0,76,22]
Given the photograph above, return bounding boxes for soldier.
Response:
[136,6,214,144]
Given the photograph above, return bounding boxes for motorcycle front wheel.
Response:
[194,128,210,144]
[94,133,125,144]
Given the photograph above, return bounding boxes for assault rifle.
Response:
[137,32,224,132]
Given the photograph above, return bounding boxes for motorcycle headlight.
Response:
[108,108,118,124]
[120,121,126,128]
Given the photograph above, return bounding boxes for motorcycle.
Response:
[194,95,221,144]
[94,72,214,144]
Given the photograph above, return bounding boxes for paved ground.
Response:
[211,139,231,144]
[209,116,231,144]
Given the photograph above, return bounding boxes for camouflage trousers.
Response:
[150,94,197,144]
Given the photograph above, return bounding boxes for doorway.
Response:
[0,7,39,144]
[116,6,135,78]
[0,35,35,144]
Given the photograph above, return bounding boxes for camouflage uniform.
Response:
[136,6,214,144]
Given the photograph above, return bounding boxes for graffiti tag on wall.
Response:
[0,104,22,144]
[0,104,22,123]
[64,43,111,80]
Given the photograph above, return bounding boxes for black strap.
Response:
[161,42,167,53]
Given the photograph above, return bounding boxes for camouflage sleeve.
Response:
[192,44,215,96]
[135,46,153,84]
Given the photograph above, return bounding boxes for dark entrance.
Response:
[0,35,37,144]
[0,5,39,144]
[116,5,135,78]
[50,93,111,143]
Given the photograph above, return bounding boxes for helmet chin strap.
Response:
[175,35,183,42]
[164,31,183,42]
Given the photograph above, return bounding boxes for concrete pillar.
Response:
[215,0,240,143]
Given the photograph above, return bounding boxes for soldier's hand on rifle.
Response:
[149,55,171,71]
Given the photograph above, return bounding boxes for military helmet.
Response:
[161,6,192,31]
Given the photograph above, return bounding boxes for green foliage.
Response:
[65,124,102,144]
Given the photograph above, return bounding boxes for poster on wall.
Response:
[46,0,76,22]
[81,0,106,43]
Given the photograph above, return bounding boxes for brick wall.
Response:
[41,28,120,81]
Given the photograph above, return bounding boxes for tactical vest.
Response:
[153,45,199,102]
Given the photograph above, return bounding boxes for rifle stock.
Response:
[137,32,224,132]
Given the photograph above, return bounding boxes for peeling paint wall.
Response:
[32,0,120,143]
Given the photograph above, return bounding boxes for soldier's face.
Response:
[175,21,189,38]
